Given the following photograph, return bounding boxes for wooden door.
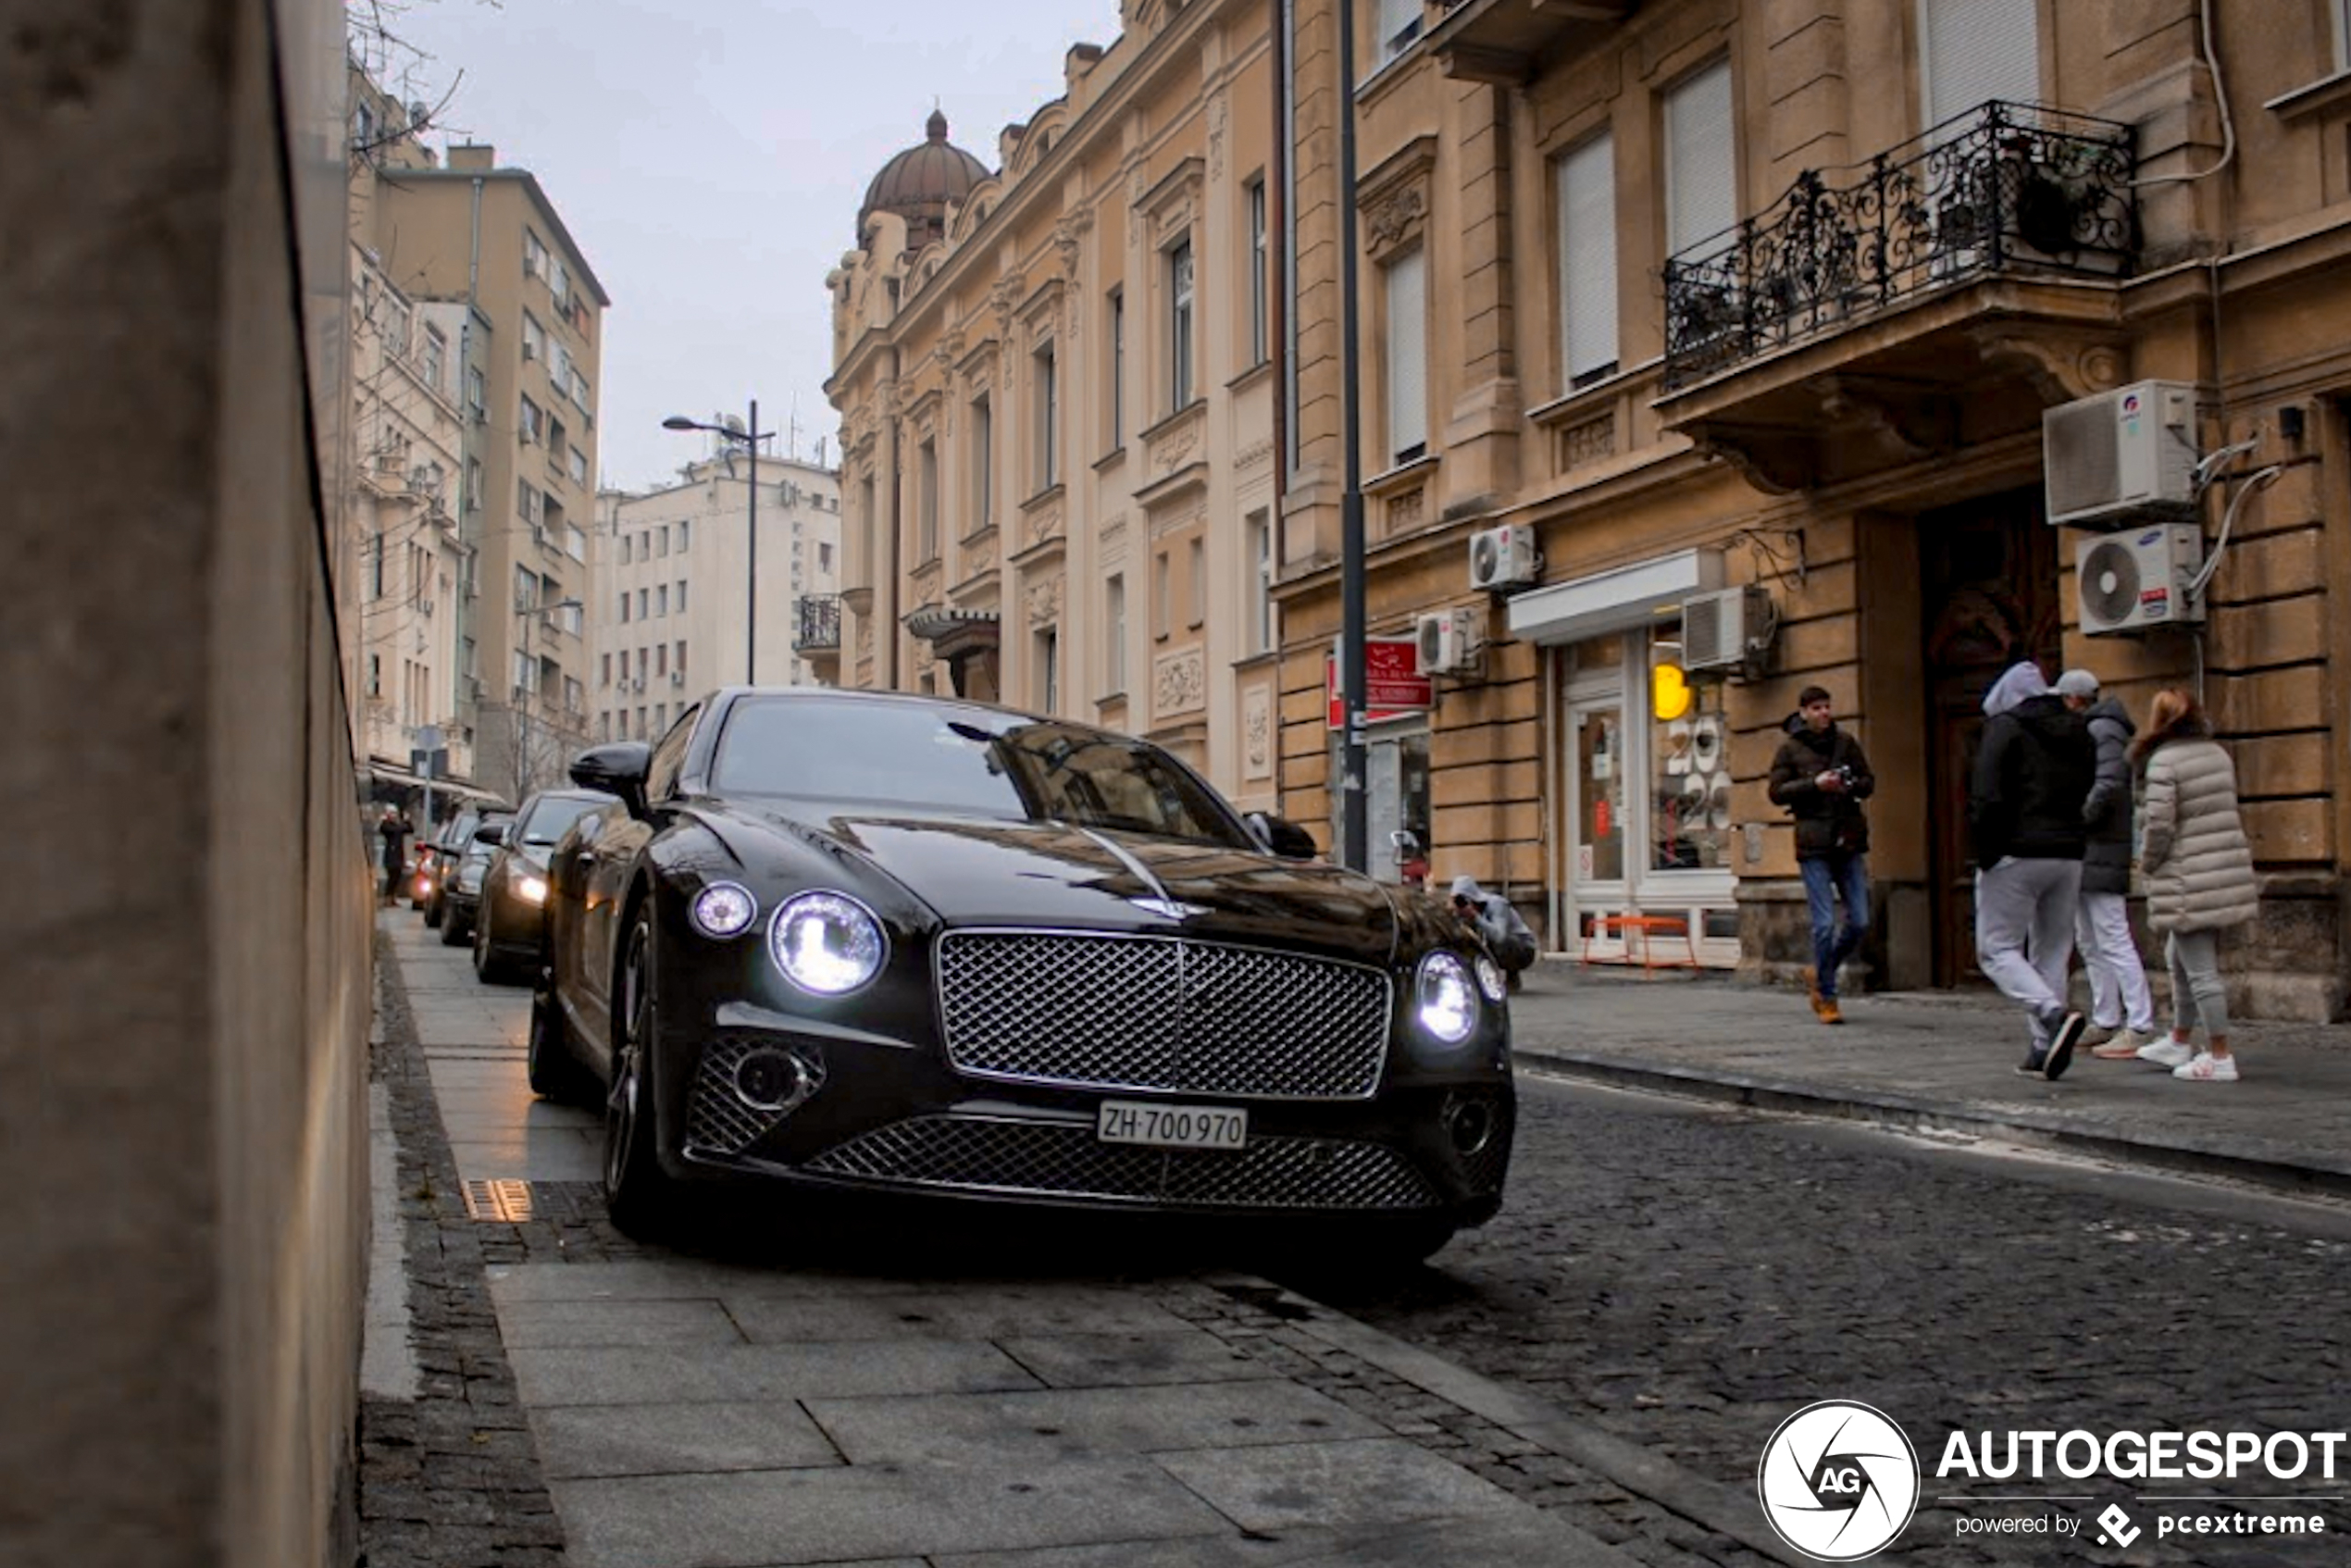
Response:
[1919,489,2061,987]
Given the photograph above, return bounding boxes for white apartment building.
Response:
[591,452,842,742]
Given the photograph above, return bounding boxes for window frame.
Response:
[1167,240,1195,412]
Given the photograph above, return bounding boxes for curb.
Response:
[1513,1046,2351,1203]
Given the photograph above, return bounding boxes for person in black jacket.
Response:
[1767,685,1875,1024]
[2057,669,2158,1057]
[1969,659,2096,1079]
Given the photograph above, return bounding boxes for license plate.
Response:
[1096,1100,1248,1151]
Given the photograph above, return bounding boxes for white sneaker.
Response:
[2135,1038,2195,1069]
[2173,1052,2239,1082]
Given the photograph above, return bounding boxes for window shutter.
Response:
[1665,61,1735,258]
[1922,0,2040,129]
[1557,133,1618,382]
[1385,248,1427,463]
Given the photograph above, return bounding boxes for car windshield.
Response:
[711,698,1253,849]
[517,796,599,847]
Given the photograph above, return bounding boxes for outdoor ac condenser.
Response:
[2076,522,2206,635]
[2044,380,2200,529]
[1682,586,1772,673]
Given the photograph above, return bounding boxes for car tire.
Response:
[603,909,678,1243]
[473,901,508,984]
[441,905,469,947]
[527,977,594,1104]
[424,890,443,929]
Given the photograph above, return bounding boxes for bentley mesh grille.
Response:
[935,931,1391,1100]
[806,1116,1442,1211]
[684,1035,800,1157]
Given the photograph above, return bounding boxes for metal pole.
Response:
[1337,0,1368,873]
[746,397,760,684]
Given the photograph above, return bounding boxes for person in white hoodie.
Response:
[1968,659,2096,1079]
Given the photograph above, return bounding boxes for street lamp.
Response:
[663,404,773,684]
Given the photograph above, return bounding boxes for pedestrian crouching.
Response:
[1449,876,1537,992]
[2127,688,2258,1083]
[1766,683,1875,1025]
[1968,659,2096,1080]
[2055,670,2159,1058]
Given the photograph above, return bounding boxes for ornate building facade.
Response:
[827,0,1286,813]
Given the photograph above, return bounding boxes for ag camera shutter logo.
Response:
[1758,1400,1921,1562]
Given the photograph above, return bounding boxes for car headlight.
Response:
[1415,952,1480,1045]
[691,882,758,940]
[1474,954,1509,1003]
[769,890,886,996]
[516,874,550,905]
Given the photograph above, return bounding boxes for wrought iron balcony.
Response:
[793,592,841,653]
[1662,102,2135,391]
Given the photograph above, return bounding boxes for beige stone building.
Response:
[1263,0,2351,1018]
[365,135,610,804]
[592,452,843,738]
[826,0,1286,814]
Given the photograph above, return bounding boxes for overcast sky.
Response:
[373,0,1124,492]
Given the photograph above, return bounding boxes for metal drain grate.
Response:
[461,1179,606,1223]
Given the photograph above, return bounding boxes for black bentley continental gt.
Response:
[530,688,1515,1261]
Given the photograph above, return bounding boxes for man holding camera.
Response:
[1768,685,1876,1024]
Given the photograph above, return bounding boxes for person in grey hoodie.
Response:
[1968,659,2096,1079]
[2055,670,2158,1057]
[1450,876,1537,989]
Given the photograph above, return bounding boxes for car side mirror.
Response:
[472,821,506,848]
[1246,811,1320,861]
[570,741,653,817]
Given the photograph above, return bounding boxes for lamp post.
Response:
[664,404,773,684]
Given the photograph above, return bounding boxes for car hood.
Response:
[727,803,1399,967]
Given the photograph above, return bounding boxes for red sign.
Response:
[1326,639,1434,728]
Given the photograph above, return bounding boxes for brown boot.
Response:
[1806,969,1843,1024]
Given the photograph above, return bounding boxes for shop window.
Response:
[1648,620,1731,871]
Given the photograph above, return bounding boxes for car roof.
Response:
[710,684,1091,735]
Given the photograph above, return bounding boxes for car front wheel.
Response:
[527,977,594,1105]
[473,898,507,983]
[603,910,678,1241]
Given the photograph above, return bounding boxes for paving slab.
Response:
[550,1454,1230,1567]
[489,1260,1090,1306]
[1151,1435,1540,1534]
[805,1378,1384,1465]
[508,1339,1043,1407]
[726,1285,1199,1344]
[994,1330,1280,1389]
[531,1400,841,1480]
[496,1297,747,1349]
[928,1512,1638,1567]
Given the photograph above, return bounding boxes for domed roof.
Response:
[859,109,991,252]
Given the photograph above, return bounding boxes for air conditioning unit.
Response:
[2045,380,2200,529]
[1467,524,1539,591]
[1682,585,1773,672]
[2076,522,2206,635]
[522,342,538,362]
[1413,607,1483,676]
[668,670,685,687]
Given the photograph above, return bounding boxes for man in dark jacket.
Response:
[2058,669,2157,1055]
[1970,660,2096,1079]
[1767,685,1875,1023]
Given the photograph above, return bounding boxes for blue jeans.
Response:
[1799,852,1871,999]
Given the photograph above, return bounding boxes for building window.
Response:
[676,640,687,678]
[656,584,668,617]
[657,526,669,558]
[678,519,690,553]
[1246,510,1275,656]
[656,643,668,678]
[971,392,992,529]
[522,313,546,363]
[638,587,649,620]
[1377,0,1422,61]
[1665,59,1736,258]
[1153,550,1171,640]
[620,533,632,566]
[1104,574,1126,691]
[1649,620,1732,872]
[818,541,833,574]
[1167,242,1195,410]
[524,228,547,280]
[1033,342,1058,489]
[1557,133,1619,390]
[366,653,381,698]
[520,395,543,444]
[1921,0,2040,127]
[466,457,483,513]
[565,523,586,561]
[918,437,939,561]
[1188,537,1206,629]
[676,580,687,612]
[1107,287,1126,448]
[601,653,612,687]
[568,446,589,485]
[466,366,486,416]
[619,591,631,623]
[1247,179,1269,366]
[1384,248,1428,464]
[367,529,385,600]
[421,327,447,395]
[1036,628,1059,713]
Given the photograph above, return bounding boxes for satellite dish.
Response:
[721,414,747,436]
[2080,540,2142,626]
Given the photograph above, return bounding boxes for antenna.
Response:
[788,394,803,463]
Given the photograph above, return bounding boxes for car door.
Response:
[580,712,697,1064]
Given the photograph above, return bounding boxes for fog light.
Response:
[734,1047,824,1113]
[1446,1097,1496,1157]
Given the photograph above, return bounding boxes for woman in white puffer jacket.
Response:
[2129,688,2258,1082]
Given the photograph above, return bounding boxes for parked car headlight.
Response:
[769,890,886,995]
[1415,952,1479,1045]
[1474,954,1509,1003]
[691,882,758,940]
[516,873,550,905]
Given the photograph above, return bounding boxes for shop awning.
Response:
[367,760,509,808]
[1505,548,1724,645]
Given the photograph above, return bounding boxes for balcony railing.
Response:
[1662,102,2136,391]
[793,592,841,653]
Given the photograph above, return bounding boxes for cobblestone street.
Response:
[1275,1074,2351,1564]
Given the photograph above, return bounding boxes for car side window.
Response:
[647,704,700,802]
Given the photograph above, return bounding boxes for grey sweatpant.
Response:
[2165,928,2231,1040]
[1975,856,2082,1046]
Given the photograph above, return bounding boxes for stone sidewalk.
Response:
[360,913,1797,1568]
[1507,958,2351,1197]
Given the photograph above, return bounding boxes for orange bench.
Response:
[1580,912,1698,973]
